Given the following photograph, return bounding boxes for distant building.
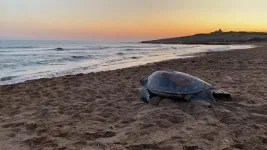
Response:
[211,29,223,34]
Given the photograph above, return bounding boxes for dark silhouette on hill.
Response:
[141,30,267,44]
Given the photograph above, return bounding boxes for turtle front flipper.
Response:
[139,87,162,105]
[149,96,162,106]
[139,87,151,103]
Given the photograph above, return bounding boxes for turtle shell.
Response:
[146,71,212,96]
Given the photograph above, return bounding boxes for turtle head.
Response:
[140,77,148,86]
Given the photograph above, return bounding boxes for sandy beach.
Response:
[0,45,267,150]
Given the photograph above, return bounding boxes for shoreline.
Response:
[0,45,267,149]
[0,44,256,86]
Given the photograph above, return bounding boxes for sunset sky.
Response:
[1,0,267,40]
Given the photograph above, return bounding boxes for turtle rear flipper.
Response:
[190,97,212,107]
[188,92,213,107]
[213,90,232,101]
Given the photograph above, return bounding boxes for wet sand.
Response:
[0,46,267,150]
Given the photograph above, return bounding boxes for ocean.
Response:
[0,40,254,85]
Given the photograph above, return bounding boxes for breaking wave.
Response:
[0,42,254,85]
[0,76,18,81]
[84,46,110,50]
[0,46,37,49]
[49,47,90,51]
[116,52,124,55]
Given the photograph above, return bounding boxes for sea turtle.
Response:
[139,71,231,106]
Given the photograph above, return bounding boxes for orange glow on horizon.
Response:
[1,0,267,40]
[4,20,267,40]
